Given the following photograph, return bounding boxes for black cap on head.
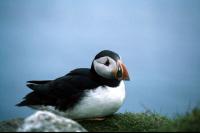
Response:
[94,50,120,61]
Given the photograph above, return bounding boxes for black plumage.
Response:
[17,50,121,111]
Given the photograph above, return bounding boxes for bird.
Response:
[17,50,130,120]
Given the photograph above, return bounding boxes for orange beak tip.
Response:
[125,76,130,81]
[121,62,130,81]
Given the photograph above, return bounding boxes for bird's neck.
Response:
[90,66,121,87]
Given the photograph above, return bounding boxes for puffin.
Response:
[17,50,130,119]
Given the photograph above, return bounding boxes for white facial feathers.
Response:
[93,56,117,79]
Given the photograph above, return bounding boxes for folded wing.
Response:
[16,68,99,111]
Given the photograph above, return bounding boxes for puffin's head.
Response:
[91,50,130,81]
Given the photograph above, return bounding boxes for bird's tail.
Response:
[16,91,42,106]
[27,80,52,84]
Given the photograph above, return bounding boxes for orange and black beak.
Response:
[114,60,130,81]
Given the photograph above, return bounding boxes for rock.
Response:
[17,111,87,132]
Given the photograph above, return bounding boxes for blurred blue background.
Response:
[0,0,200,120]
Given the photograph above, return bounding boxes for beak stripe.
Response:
[121,63,130,81]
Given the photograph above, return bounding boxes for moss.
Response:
[158,108,200,132]
[79,109,200,132]
[0,118,23,132]
[78,112,171,132]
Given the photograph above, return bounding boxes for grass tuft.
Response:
[78,112,170,132]
[158,108,200,132]
[78,108,200,132]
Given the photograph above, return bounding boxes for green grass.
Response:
[78,108,200,132]
[158,108,200,132]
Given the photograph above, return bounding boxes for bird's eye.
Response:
[104,58,110,66]
[117,65,122,78]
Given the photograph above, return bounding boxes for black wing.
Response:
[17,68,100,111]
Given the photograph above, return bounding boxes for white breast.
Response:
[64,81,126,119]
[34,81,126,119]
